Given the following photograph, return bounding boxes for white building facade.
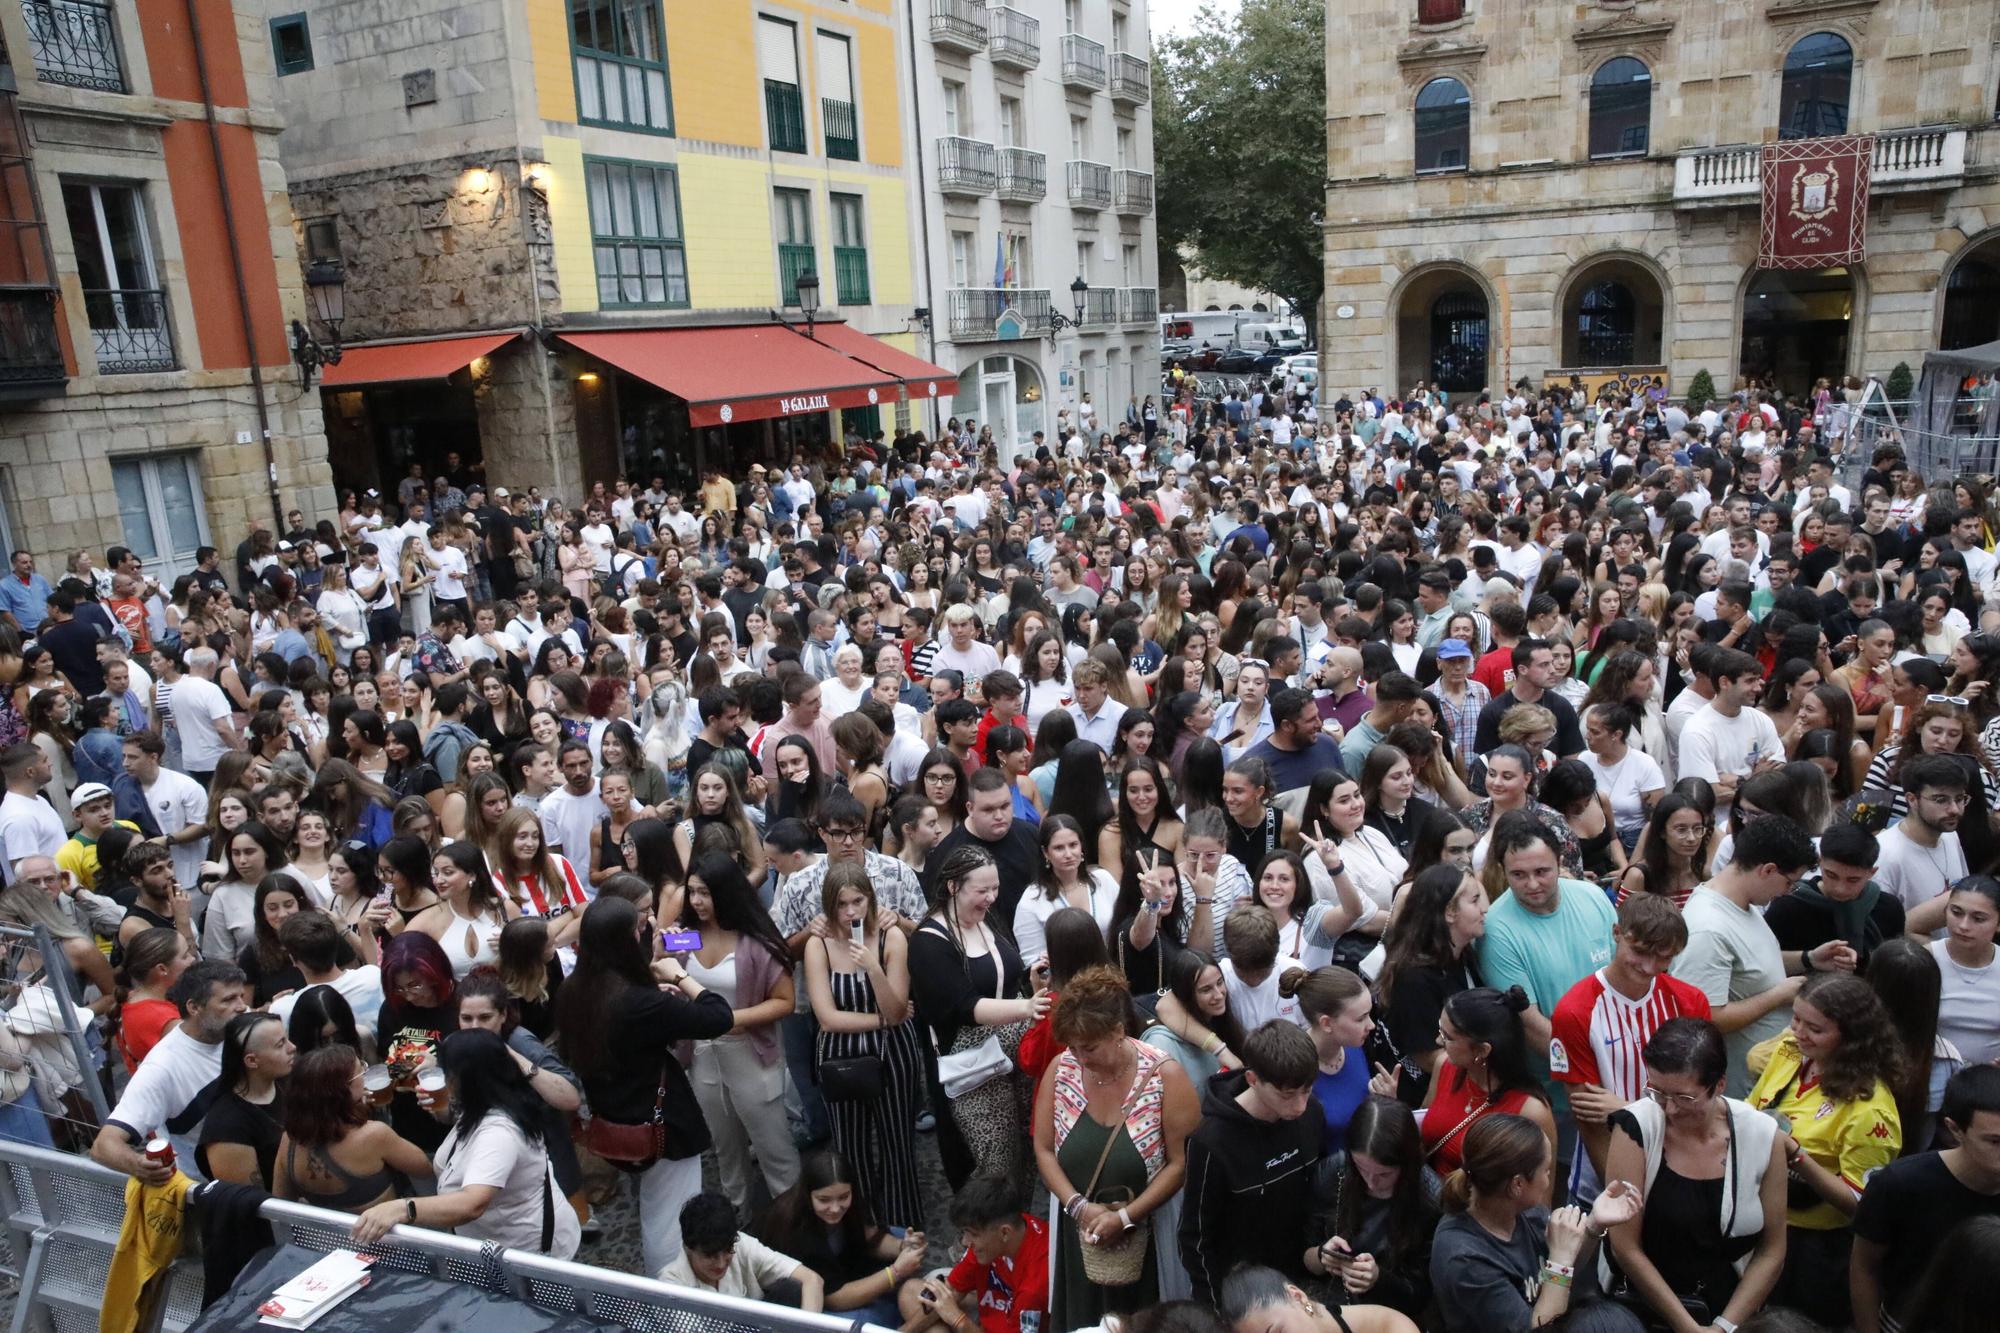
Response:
[911,0,1161,464]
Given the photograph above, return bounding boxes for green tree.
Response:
[1885,361,1914,403]
[1154,0,1325,336]
[1684,368,1716,408]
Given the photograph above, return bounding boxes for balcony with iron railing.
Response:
[1673,125,1969,206]
[997,147,1046,202]
[947,287,1052,342]
[1081,288,1118,325]
[22,0,125,93]
[778,243,815,306]
[1122,287,1159,326]
[822,97,858,160]
[937,135,997,196]
[989,6,1040,69]
[1110,52,1150,105]
[929,0,988,53]
[0,287,65,396]
[1060,34,1106,91]
[834,246,869,306]
[764,79,806,153]
[1114,168,1153,214]
[1066,159,1112,210]
[83,288,175,373]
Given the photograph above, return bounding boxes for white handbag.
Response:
[938,1033,1012,1100]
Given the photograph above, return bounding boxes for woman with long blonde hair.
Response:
[486,807,586,948]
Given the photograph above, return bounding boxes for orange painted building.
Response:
[0,0,330,576]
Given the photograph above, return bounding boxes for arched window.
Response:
[1779,33,1852,140]
[1415,77,1471,174]
[1588,57,1652,159]
[1576,281,1636,366]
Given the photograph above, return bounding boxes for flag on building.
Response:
[1759,135,1870,270]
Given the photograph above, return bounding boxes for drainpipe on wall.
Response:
[901,0,941,438]
[180,0,286,533]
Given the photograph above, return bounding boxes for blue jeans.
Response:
[0,1090,55,1149]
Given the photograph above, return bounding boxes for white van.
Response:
[1237,322,1305,354]
[1159,310,1246,351]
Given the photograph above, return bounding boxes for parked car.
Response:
[1213,347,1260,375]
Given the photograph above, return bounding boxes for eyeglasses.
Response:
[1919,792,1973,808]
[820,826,865,843]
[1643,1085,1705,1109]
[1926,694,1971,708]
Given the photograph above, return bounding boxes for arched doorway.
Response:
[955,354,1044,466]
[1941,238,2000,350]
[1560,257,1667,367]
[1740,267,1853,397]
[1394,265,1492,394]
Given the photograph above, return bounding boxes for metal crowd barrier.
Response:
[0,921,112,1157]
[0,1139,891,1333]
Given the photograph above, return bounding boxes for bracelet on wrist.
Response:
[1195,896,1214,905]
[1540,1260,1574,1289]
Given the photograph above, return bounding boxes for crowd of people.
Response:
[2,371,1999,1333]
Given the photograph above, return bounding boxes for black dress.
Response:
[1607,1110,1748,1316]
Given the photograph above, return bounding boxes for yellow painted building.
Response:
[261,0,933,495]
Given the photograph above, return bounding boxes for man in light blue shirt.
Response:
[0,550,51,632]
[1476,815,1617,1137]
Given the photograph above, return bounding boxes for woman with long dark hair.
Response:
[350,1028,581,1256]
[1377,866,1486,1081]
[1614,793,1713,908]
[678,850,799,1213]
[406,840,516,976]
[285,983,365,1057]
[556,896,731,1272]
[756,1148,928,1322]
[1015,814,1120,966]
[1048,739,1117,859]
[1140,949,1246,1085]
[1100,753,1184,881]
[1866,937,1959,1155]
[1420,987,1556,1176]
[1306,1096,1441,1320]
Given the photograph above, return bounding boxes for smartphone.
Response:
[848,919,865,945]
[660,929,703,954]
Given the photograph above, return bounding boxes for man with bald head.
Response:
[1311,646,1369,737]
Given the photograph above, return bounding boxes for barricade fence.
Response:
[0,921,110,1169]
[0,1139,893,1333]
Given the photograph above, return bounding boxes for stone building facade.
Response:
[1323,0,2000,403]
[0,2,331,575]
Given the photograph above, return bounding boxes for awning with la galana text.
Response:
[557,323,954,427]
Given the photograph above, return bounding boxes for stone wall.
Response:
[288,156,546,342]
[0,376,333,560]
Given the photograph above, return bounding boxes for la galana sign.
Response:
[780,394,832,414]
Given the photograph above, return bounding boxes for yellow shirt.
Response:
[56,820,142,892]
[1746,1034,1900,1230]
[101,1170,191,1333]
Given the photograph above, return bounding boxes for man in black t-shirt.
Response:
[1851,1065,2000,1333]
[1765,825,1906,972]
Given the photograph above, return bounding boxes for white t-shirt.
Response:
[0,789,66,879]
[434,1113,580,1258]
[931,640,1001,681]
[1671,884,1790,1097]
[104,1024,223,1179]
[1579,747,1666,838]
[1931,939,2000,1067]
[538,787,607,865]
[1223,957,1304,1029]
[580,523,616,573]
[170,674,236,771]
[1873,825,1967,926]
[143,768,210,891]
[270,967,385,1039]
[430,544,469,600]
[1011,869,1119,967]
[1675,704,1782,817]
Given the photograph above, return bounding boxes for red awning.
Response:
[807,323,956,402]
[557,323,943,426]
[319,331,520,388]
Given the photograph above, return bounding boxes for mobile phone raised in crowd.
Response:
[660,929,703,954]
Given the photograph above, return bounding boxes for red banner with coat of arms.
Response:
[1759,135,1871,269]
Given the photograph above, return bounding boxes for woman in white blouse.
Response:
[1013,815,1119,967]
[315,561,369,667]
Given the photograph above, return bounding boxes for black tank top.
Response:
[1226,804,1279,871]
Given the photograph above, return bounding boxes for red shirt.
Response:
[948,1215,1049,1333]
[1470,647,1516,697]
[1549,970,1711,1102]
[120,998,180,1073]
[1422,1062,1536,1176]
